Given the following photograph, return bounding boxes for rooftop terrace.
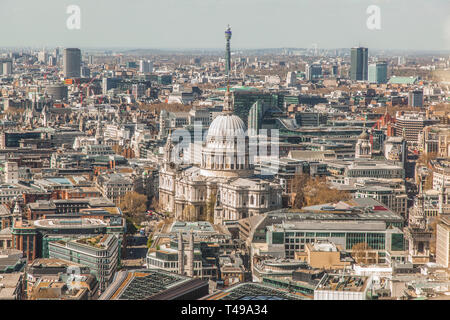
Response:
[316,274,369,292]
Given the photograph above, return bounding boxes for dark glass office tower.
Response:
[350,47,368,81]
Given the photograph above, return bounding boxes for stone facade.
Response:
[159,88,282,224]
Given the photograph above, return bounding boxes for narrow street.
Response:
[121,234,148,269]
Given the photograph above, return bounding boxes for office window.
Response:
[367,233,385,250]
[272,232,284,244]
[331,233,345,237]
[346,233,366,250]
[391,233,404,251]
[316,232,330,238]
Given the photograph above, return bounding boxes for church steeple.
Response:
[42,105,49,127]
[95,109,103,144]
[164,129,174,165]
[12,197,22,224]
[79,115,85,132]
[439,183,445,215]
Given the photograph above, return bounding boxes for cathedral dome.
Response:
[359,129,370,140]
[207,114,246,139]
[201,113,253,177]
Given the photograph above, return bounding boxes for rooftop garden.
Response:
[76,235,106,248]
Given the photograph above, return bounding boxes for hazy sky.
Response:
[0,0,449,50]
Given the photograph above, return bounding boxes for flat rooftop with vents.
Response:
[314,273,371,300]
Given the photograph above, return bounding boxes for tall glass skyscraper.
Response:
[350,47,368,81]
[368,61,388,84]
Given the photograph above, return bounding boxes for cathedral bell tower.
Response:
[355,129,372,159]
[163,129,176,168]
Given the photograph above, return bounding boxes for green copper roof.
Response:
[217,86,258,92]
[388,76,418,84]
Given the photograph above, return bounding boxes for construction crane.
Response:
[369,110,396,146]
[369,114,383,147]
[75,74,101,104]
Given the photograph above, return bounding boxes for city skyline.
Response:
[1,0,450,304]
[0,0,449,50]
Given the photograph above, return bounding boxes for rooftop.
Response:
[0,273,22,299]
[34,218,107,229]
[309,241,339,252]
[100,269,198,300]
[75,235,112,249]
[28,258,85,270]
[204,282,305,300]
[316,274,369,292]
[388,76,418,85]
[170,221,215,233]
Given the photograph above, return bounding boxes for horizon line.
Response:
[1,46,449,54]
